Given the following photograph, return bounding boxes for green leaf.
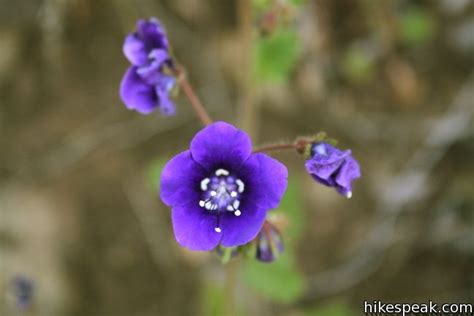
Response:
[278,176,304,242]
[242,250,304,303]
[241,176,305,303]
[147,158,167,190]
[254,28,300,84]
[399,8,436,45]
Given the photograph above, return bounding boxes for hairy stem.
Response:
[174,66,213,126]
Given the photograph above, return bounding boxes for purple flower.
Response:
[11,276,34,310]
[305,142,361,198]
[255,221,284,262]
[160,122,288,251]
[120,18,176,115]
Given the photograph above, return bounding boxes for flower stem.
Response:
[254,138,310,154]
[174,66,213,126]
[224,259,239,316]
[253,142,298,153]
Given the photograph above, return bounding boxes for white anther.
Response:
[230,191,238,197]
[227,205,234,211]
[215,169,229,176]
[346,191,352,199]
[205,202,213,210]
[233,200,240,209]
[210,191,217,197]
[234,210,241,216]
[199,200,205,207]
[236,179,245,193]
[200,178,210,191]
[214,227,222,233]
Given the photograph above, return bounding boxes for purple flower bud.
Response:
[305,142,361,198]
[160,122,288,251]
[11,275,34,310]
[255,221,284,262]
[120,18,176,115]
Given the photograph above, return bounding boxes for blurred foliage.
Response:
[147,157,167,190]
[241,177,304,303]
[342,45,375,83]
[399,7,436,46]
[254,27,301,83]
[306,302,355,316]
[242,251,304,303]
[201,283,226,316]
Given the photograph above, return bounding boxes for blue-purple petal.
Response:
[160,150,207,207]
[156,86,176,116]
[220,202,267,247]
[137,18,168,51]
[190,122,252,171]
[120,66,157,114]
[123,34,148,66]
[240,153,288,210]
[171,201,222,251]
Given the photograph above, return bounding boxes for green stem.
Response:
[224,260,239,316]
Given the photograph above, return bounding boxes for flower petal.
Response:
[137,18,168,51]
[219,202,267,247]
[120,66,157,114]
[239,153,288,210]
[160,150,207,207]
[156,86,176,116]
[136,49,170,85]
[123,34,148,66]
[305,153,346,180]
[335,156,361,196]
[190,122,252,171]
[171,201,222,251]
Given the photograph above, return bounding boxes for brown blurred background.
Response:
[0,0,473,315]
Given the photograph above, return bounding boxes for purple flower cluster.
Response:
[160,122,288,251]
[305,142,361,198]
[120,18,176,115]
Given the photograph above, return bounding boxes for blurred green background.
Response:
[1,0,473,315]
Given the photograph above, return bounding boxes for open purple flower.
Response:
[120,18,176,115]
[305,142,360,198]
[160,122,288,251]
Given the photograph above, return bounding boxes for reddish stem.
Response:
[174,66,213,126]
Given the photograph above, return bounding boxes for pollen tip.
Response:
[234,210,241,216]
[346,191,352,199]
[199,200,205,207]
[214,227,222,233]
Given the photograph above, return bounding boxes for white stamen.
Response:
[236,179,245,193]
[210,191,217,197]
[214,227,222,233]
[315,144,327,155]
[234,210,241,216]
[227,205,233,211]
[230,191,238,197]
[199,200,205,207]
[205,202,213,209]
[233,200,240,209]
[215,169,229,176]
[346,191,352,199]
[200,178,210,191]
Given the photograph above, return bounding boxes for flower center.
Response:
[199,168,245,232]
